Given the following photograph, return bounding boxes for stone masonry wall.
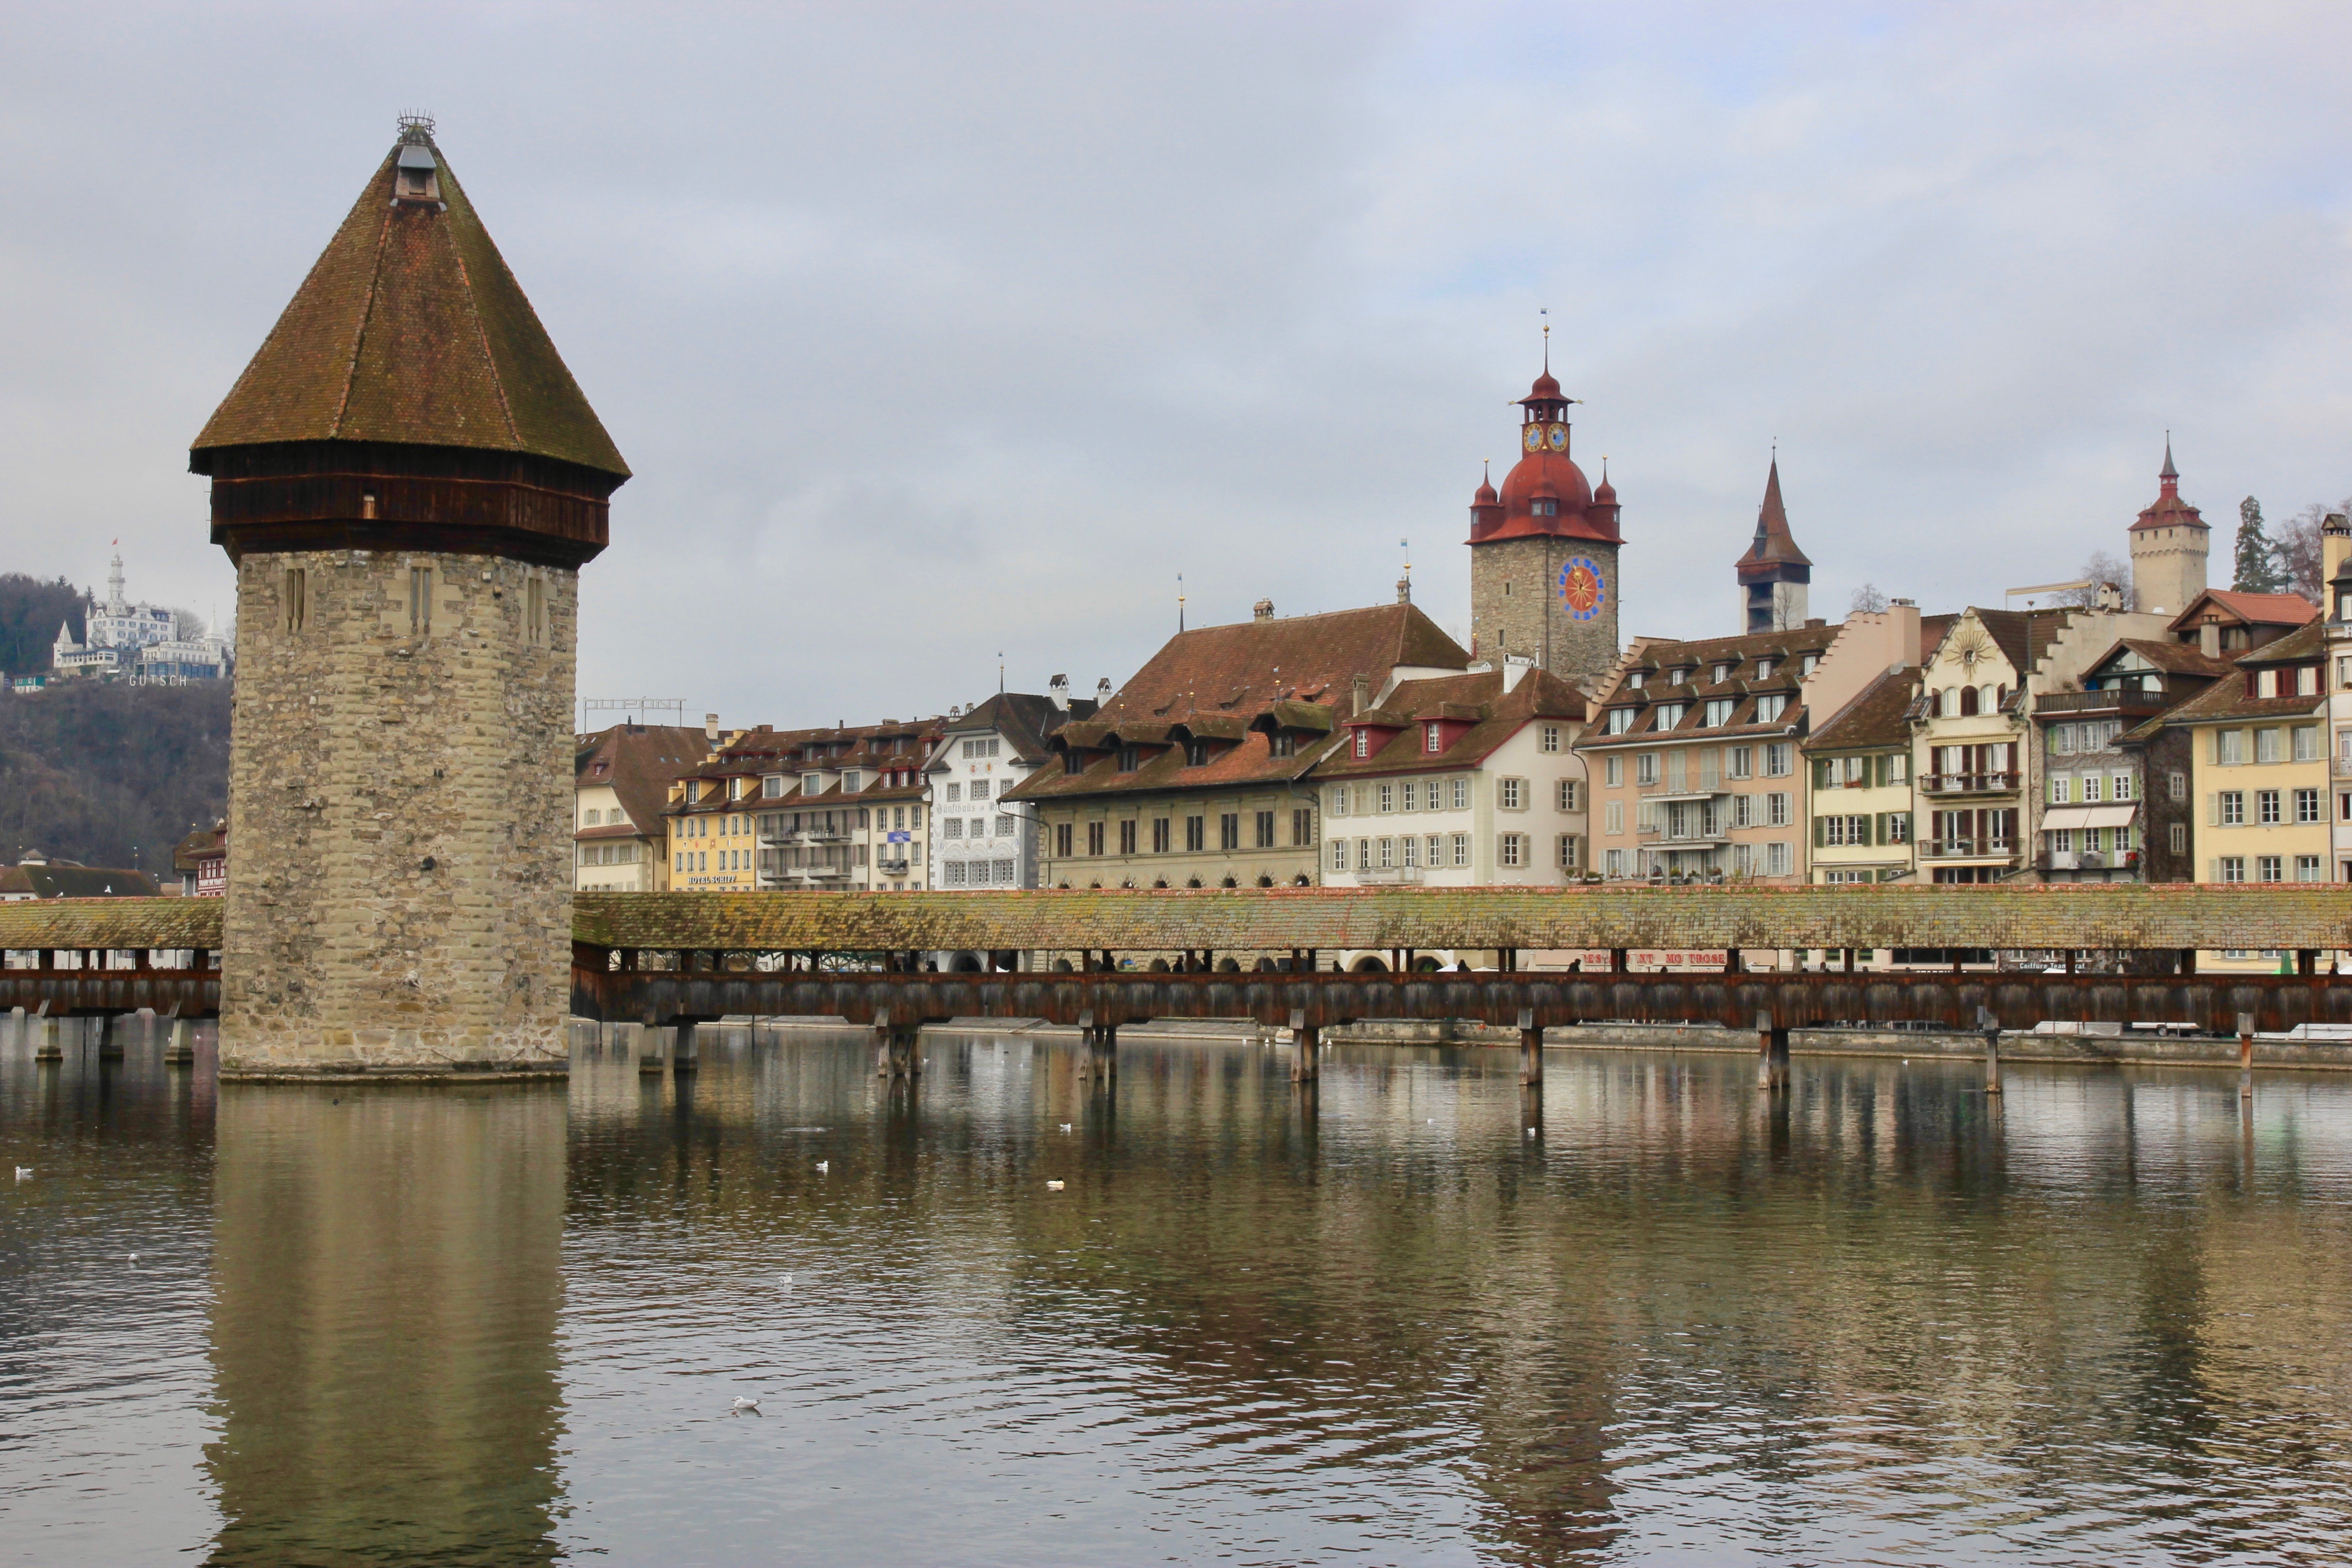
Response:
[1470,536,1620,687]
[220,549,577,1075]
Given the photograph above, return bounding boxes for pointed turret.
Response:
[1734,456,1813,632]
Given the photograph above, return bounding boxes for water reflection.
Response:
[9,1017,2352,1563]
[205,1083,567,1565]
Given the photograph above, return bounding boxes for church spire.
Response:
[1735,454,1813,632]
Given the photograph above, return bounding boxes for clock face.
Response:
[1548,424,1568,451]
[1523,425,1543,453]
[1560,556,1606,620]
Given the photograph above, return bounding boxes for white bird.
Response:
[1525,1127,1537,1138]
[815,1160,829,1174]
[12,1167,28,1181]
[127,1253,139,1264]
[1059,1122,1072,1133]
[731,1396,760,1414]
[1046,1180,1065,1191]
[780,1273,793,1288]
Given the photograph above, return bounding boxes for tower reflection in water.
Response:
[204,1083,567,1565]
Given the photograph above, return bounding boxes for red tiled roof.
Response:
[1315,667,1587,778]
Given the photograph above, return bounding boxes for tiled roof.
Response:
[1008,604,1467,804]
[577,725,708,837]
[0,865,161,899]
[1967,608,2071,677]
[2100,637,2239,679]
[2179,590,2320,629]
[191,132,627,477]
[2153,622,2327,729]
[0,896,209,948]
[1734,458,1811,576]
[571,884,2352,954]
[1803,666,1915,752]
[172,825,226,875]
[1314,667,1586,778]
[932,692,1093,768]
[1578,622,1839,747]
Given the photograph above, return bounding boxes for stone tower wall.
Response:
[2130,526,2209,617]
[219,549,578,1075]
[1471,536,1620,687]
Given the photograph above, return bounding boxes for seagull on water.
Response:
[1525,1127,1537,1138]
[13,1167,28,1181]
[1059,1123,1072,1133]
[815,1160,829,1174]
[1046,1180,1065,1191]
[731,1396,761,1414]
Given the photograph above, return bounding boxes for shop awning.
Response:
[2081,804,2139,829]
[2041,807,2093,831]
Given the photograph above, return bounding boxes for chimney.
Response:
[1049,673,1070,711]
[1396,576,1411,604]
[1503,653,1534,693]
[704,712,719,743]
[1352,673,1370,715]
[2325,513,2352,619]
[1096,678,1112,701]
[2200,615,2221,659]
[1253,598,1274,622]
[1885,600,1922,667]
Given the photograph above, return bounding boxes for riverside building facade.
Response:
[1010,600,1468,890]
[929,686,1094,889]
[1315,661,1589,887]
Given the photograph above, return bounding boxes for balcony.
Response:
[2034,690,2171,720]
[1921,771,2019,797]
[1637,780,1726,801]
[765,824,850,845]
[1357,866,1424,884]
[781,864,849,882]
[876,858,911,876]
[1922,839,2015,861]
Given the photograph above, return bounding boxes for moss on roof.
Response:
[191,135,627,476]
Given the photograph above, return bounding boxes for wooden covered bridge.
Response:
[7,885,2352,1085]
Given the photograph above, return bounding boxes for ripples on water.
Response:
[4,1018,2352,1565]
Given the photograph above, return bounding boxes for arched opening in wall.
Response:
[1186,877,1203,889]
[1088,881,1102,889]
[1255,875,1274,887]
[1352,956,1389,973]
[1052,958,1076,972]
[1147,957,1170,972]
[1120,877,1136,888]
[1057,882,1071,890]
[1292,873,1311,887]
[1413,955,1444,971]
[1254,957,1279,972]
[1220,876,1238,888]
[950,952,984,974]
[1216,957,1241,972]
[1153,878,1168,888]
[1960,686,1980,716]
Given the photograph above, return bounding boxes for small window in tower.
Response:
[1533,499,1558,516]
[283,568,306,634]
[526,577,546,646]
[409,566,432,635]
[394,144,439,201]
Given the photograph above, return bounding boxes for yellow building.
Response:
[665,768,767,892]
[2164,620,2328,970]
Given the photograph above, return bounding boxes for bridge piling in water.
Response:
[96,1014,122,1061]
[874,1013,920,1080]
[672,1021,699,1075]
[2240,1011,2256,1100]
[1756,1010,1789,1093]
[1290,1009,1319,1082]
[1518,1007,1543,1086]
[637,1025,667,1075]
[1980,1007,2003,1094]
[1075,1012,1117,1084]
[164,1018,194,1066]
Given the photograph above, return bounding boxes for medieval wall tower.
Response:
[1734,457,1811,632]
[1465,361,1623,686]
[191,118,628,1077]
[2127,437,2209,617]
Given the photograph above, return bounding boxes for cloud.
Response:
[0,2,2347,715]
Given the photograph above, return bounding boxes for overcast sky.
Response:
[3,3,2348,727]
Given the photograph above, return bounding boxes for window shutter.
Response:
[2206,793,2219,826]
[1873,812,1887,845]
[1814,815,1828,848]
[1858,815,1873,846]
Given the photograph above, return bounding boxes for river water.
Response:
[4,1024,2351,1566]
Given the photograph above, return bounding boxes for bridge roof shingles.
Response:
[9,887,2352,959]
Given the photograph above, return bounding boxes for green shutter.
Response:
[1814,815,1828,848]
[1857,814,1873,846]
[1813,758,1829,789]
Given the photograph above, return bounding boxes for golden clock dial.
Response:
[1548,424,1568,451]
[1523,425,1543,452]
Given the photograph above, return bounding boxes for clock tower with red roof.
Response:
[1465,360,1622,686]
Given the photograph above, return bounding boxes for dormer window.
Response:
[1653,702,1687,730]
[1425,722,1442,753]
[1712,663,1732,683]
[1187,739,1211,766]
[394,143,439,202]
[1269,731,1296,759]
[1117,744,1139,772]
[1670,667,1691,686]
[1628,671,1646,689]
[1352,731,1371,759]
[1755,658,1775,679]
[1800,653,1820,676]
[1606,708,1635,735]
[1532,499,1558,516]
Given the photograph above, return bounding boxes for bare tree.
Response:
[170,607,207,641]
[2054,550,2134,610]
[2276,505,2325,606]
[1848,583,1888,614]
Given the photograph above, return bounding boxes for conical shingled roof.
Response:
[1735,457,1811,577]
[192,131,627,478]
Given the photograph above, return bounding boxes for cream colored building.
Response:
[575,723,706,892]
[1801,667,1917,883]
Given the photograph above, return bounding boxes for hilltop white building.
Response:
[49,551,232,685]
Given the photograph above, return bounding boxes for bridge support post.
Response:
[638,1024,667,1075]
[1518,1007,1542,1086]
[34,1011,61,1063]
[164,1018,195,1066]
[673,1021,699,1074]
[1979,1006,2002,1095]
[1755,1010,1788,1093]
[96,1014,123,1061]
[2239,1010,2256,1101]
[874,1015,920,1080]
[1081,1019,1117,1084]
[1289,1008,1318,1082]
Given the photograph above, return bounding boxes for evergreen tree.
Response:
[2235,496,2286,593]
